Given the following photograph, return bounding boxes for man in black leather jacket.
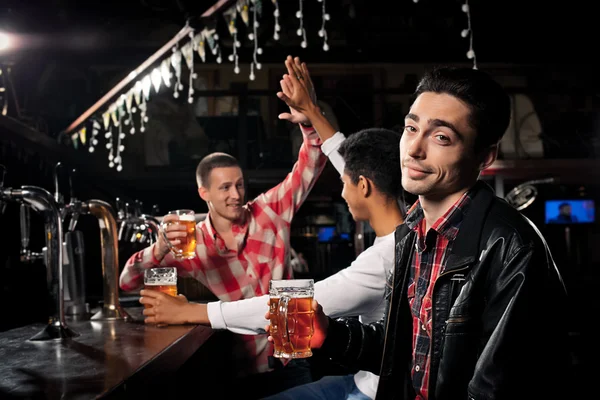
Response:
[302,66,571,400]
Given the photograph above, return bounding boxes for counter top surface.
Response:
[0,307,214,399]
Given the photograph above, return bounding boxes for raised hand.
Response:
[277,56,318,125]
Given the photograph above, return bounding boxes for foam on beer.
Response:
[177,214,195,222]
[144,268,177,286]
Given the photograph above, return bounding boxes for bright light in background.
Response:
[0,32,13,52]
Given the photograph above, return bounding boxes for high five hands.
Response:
[277,56,318,125]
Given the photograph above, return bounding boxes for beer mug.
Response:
[160,209,196,260]
[143,267,178,301]
[144,267,177,327]
[269,279,314,359]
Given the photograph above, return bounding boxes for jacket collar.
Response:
[395,180,497,273]
[444,180,496,272]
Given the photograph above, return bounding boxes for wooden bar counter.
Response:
[0,307,214,399]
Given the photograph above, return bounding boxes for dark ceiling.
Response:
[0,0,595,65]
[0,0,595,138]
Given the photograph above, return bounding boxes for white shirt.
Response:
[206,132,391,399]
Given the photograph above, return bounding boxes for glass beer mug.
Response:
[144,267,177,327]
[269,279,315,359]
[160,209,196,260]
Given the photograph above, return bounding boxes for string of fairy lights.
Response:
[66,0,478,171]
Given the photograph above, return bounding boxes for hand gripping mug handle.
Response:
[278,295,293,354]
[160,220,183,259]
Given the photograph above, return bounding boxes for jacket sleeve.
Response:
[317,271,393,374]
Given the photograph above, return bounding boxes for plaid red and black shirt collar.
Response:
[405,188,475,242]
[204,207,250,253]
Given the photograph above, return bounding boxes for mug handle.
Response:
[160,220,183,259]
[278,295,294,354]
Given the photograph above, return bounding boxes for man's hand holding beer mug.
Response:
[140,209,203,326]
[153,209,197,262]
[265,279,328,358]
[140,267,185,326]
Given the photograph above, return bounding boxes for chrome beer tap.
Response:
[129,200,143,243]
[115,199,160,245]
[85,198,130,321]
[116,197,127,241]
[54,163,130,321]
[0,165,78,341]
[137,213,160,245]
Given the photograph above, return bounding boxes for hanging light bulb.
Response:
[296,0,307,47]
[460,0,477,69]
[273,1,281,41]
[318,0,329,52]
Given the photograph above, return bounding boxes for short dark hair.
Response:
[415,66,511,152]
[195,152,240,187]
[338,128,403,200]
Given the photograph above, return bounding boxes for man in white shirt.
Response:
[137,56,404,399]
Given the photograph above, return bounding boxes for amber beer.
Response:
[162,209,196,260]
[143,284,178,309]
[269,279,314,359]
[143,267,178,310]
[170,212,196,259]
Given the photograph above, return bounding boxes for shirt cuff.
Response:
[207,301,227,330]
[299,124,323,146]
[149,244,164,266]
[321,131,346,157]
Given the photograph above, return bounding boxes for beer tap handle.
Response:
[125,202,132,219]
[19,203,42,262]
[69,168,78,203]
[20,202,30,251]
[53,162,65,206]
[116,197,126,241]
[122,202,134,242]
[138,224,149,244]
[66,168,80,231]
[68,211,80,232]
[115,197,126,220]
[118,221,126,242]
[130,224,140,243]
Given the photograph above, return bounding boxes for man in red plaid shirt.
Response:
[120,77,327,396]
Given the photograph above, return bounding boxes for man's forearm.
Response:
[305,104,337,142]
[184,302,210,324]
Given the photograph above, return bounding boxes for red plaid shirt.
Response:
[120,126,327,376]
[405,190,473,400]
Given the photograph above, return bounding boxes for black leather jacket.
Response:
[320,181,571,400]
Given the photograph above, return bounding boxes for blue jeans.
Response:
[262,374,372,400]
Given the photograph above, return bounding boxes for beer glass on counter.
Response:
[269,279,314,359]
[144,267,177,327]
[160,209,196,260]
